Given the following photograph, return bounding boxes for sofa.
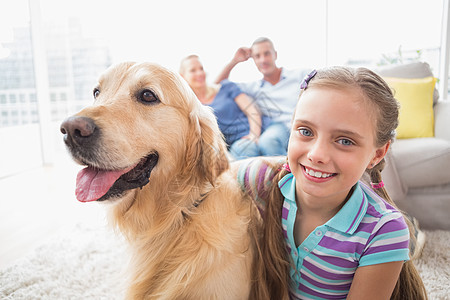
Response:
[375,62,450,230]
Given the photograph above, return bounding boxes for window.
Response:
[327,0,443,74]
[0,0,448,177]
[9,94,17,104]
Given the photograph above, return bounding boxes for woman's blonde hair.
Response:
[179,54,219,100]
[259,66,427,299]
[179,54,199,74]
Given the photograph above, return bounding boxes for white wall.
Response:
[0,0,447,177]
[0,125,42,178]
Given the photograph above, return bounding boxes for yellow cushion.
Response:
[383,76,436,139]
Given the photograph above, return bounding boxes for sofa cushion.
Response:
[391,138,450,187]
[376,62,439,104]
[383,76,436,139]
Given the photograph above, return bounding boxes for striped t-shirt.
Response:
[237,158,410,300]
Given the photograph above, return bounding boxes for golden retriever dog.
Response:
[60,62,267,299]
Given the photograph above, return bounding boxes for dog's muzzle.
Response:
[60,116,159,202]
[61,116,98,149]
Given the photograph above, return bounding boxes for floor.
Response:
[0,152,107,270]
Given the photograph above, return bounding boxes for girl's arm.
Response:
[234,93,262,141]
[347,261,403,300]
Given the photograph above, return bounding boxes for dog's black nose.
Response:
[60,116,98,147]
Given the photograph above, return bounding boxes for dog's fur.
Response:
[61,62,265,299]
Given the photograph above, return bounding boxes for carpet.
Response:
[1,224,449,299]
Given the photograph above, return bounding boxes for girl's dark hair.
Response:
[260,66,427,299]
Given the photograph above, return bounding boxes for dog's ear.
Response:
[185,106,229,185]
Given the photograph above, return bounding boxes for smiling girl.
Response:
[238,67,427,299]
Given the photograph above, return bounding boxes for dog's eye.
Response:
[93,88,100,99]
[139,89,159,104]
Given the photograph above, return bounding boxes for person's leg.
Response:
[258,122,290,156]
[229,138,260,160]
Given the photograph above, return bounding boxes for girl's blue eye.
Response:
[299,128,313,137]
[337,138,354,146]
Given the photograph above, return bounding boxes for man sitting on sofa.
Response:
[215,37,311,157]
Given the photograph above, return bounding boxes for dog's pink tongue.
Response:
[76,167,129,202]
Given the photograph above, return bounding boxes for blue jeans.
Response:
[229,138,260,160]
[258,122,290,156]
[229,122,290,160]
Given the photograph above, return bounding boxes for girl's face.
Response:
[288,86,389,204]
[180,57,206,89]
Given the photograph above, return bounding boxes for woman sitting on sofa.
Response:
[179,54,271,160]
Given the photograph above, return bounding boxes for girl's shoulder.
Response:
[236,156,285,188]
[359,181,404,219]
[235,156,285,216]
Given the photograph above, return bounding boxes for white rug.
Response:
[1,224,449,299]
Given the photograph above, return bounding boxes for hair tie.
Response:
[282,163,291,173]
[371,181,385,189]
[300,69,317,90]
